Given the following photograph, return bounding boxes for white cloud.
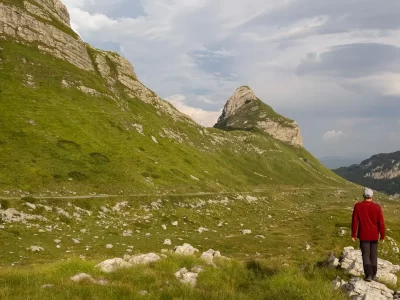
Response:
[166,94,221,127]
[323,130,345,142]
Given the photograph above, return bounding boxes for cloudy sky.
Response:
[62,0,400,159]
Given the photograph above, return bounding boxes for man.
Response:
[351,188,385,282]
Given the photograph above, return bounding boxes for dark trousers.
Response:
[360,240,378,278]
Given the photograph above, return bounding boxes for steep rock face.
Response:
[214,86,303,147]
[33,0,70,25]
[0,1,93,71]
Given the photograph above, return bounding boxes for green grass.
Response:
[0,255,347,300]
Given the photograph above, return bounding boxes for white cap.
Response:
[364,188,373,198]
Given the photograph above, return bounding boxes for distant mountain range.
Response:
[333,151,400,196]
[319,156,363,169]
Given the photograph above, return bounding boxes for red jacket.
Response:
[352,201,385,241]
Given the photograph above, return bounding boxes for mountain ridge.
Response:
[334,151,400,195]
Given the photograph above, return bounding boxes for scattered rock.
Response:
[306,243,311,251]
[139,290,149,296]
[161,224,167,230]
[174,244,199,256]
[163,239,172,245]
[327,252,339,268]
[70,273,108,285]
[196,227,209,233]
[151,136,158,144]
[171,221,178,226]
[254,235,265,239]
[127,253,161,265]
[241,229,252,235]
[105,244,113,249]
[27,246,44,252]
[201,249,221,264]
[41,284,54,289]
[174,268,198,287]
[95,258,132,273]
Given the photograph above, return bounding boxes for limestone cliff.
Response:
[214,86,303,147]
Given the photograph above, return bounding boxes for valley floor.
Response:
[0,188,398,299]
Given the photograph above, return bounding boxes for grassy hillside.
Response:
[0,40,346,197]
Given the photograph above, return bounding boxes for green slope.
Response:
[0,39,346,196]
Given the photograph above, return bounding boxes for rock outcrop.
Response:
[214,86,303,147]
[339,246,400,285]
[333,276,395,300]
[331,247,400,300]
[0,1,93,71]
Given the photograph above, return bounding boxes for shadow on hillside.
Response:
[246,260,279,278]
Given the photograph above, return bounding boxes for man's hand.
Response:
[380,238,385,243]
[352,237,356,242]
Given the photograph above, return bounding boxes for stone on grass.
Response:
[174,244,199,256]
[71,273,108,285]
[105,244,113,249]
[171,221,178,226]
[127,253,161,265]
[41,284,54,289]
[163,239,172,245]
[95,258,132,273]
[71,273,94,283]
[174,268,198,287]
[240,229,251,235]
[201,249,221,264]
[27,246,44,252]
[327,252,339,268]
[196,227,209,233]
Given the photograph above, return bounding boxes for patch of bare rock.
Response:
[330,247,400,299]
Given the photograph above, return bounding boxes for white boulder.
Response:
[127,253,161,265]
[174,268,198,287]
[201,249,221,264]
[95,258,132,273]
[174,244,199,256]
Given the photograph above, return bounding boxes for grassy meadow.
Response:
[0,188,398,299]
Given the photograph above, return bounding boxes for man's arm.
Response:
[351,204,358,241]
[378,206,385,241]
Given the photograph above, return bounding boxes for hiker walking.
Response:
[351,188,385,282]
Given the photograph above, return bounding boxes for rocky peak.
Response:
[217,86,257,124]
[214,86,303,147]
